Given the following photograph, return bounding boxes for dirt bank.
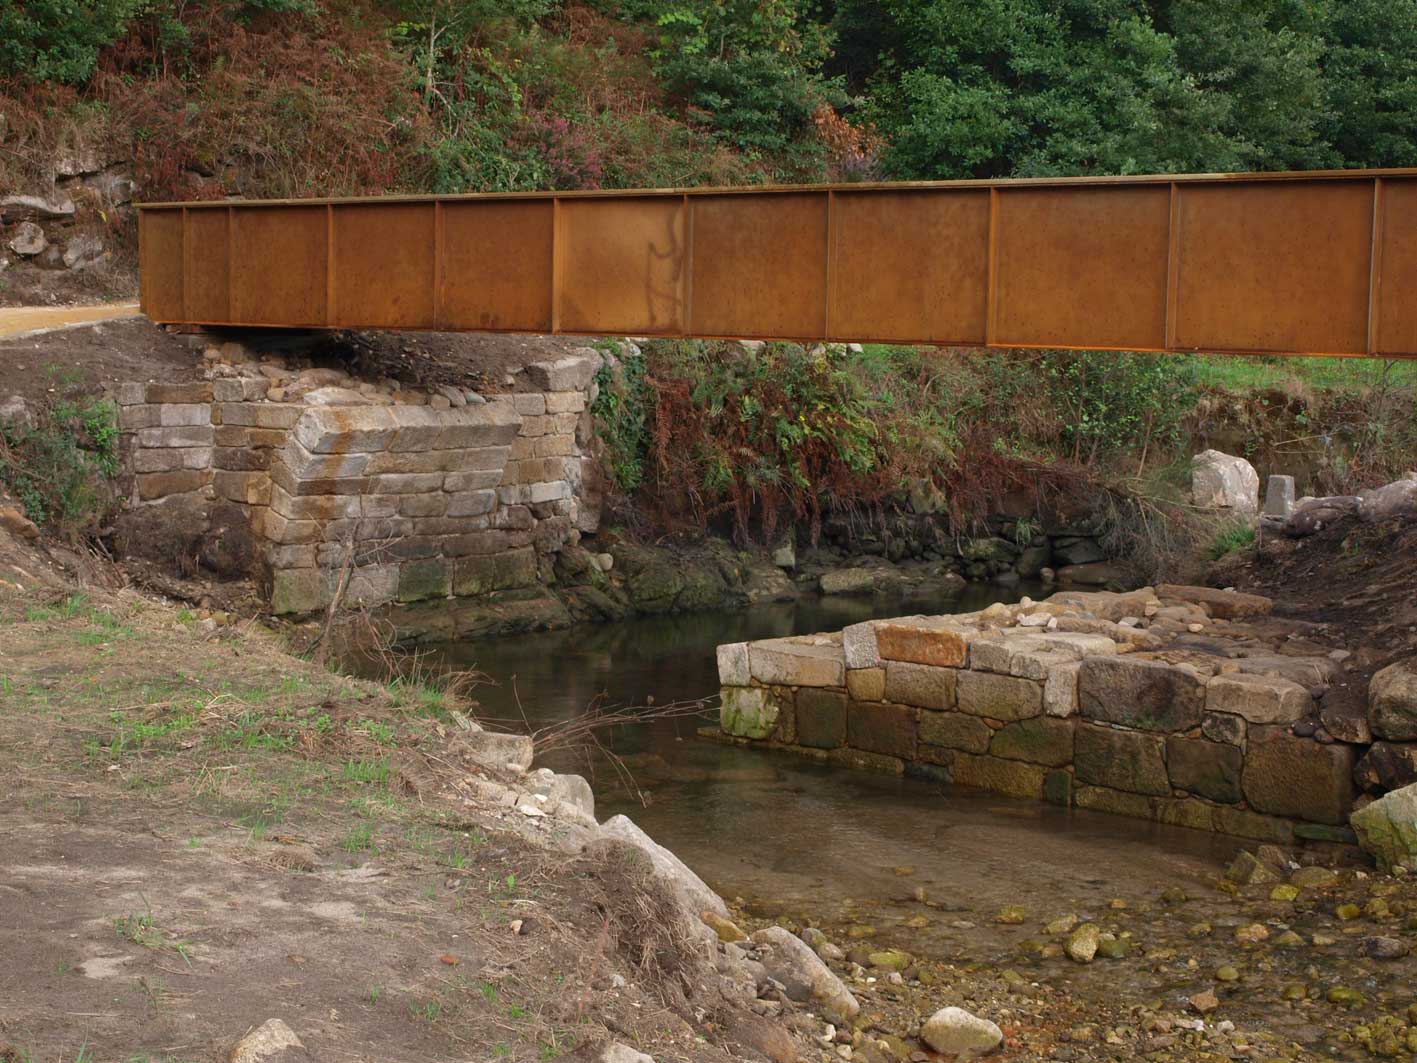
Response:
[0,522,807,1063]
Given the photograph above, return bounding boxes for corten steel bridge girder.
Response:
[138,168,1417,359]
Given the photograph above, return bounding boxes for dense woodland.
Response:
[5,0,1417,200]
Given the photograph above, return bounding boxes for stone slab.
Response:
[1166,735,1243,803]
[1242,728,1356,825]
[883,660,957,710]
[988,716,1074,766]
[1078,656,1205,732]
[797,688,848,749]
[749,639,845,688]
[846,701,917,759]
[1074,723,1170,796]
[875,620,969,667]
[917,710,992,754]
[1206,673,1312,724]
[955,670,1043,721]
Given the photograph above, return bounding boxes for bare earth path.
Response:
[0,303,141,339]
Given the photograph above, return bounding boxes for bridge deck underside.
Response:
[139,169,1417,358]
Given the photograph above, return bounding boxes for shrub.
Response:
[1206,518,1257,561]
[590,344,650,492]
[0,396,119,541]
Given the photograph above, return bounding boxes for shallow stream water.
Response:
[422,586,1243,928]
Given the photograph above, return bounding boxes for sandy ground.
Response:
[0,302,142,339]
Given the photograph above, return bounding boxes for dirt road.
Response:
[0,302,141,339]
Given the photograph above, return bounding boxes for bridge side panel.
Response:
[993,185,1171,351]
[558,196,686,335]
[1174,180,1374,356]
[139,209,185,324]
[229,206,328,326]
[689,193,829,340]
[1374,178,1417,357]
[183,208,230,323]
[332,202,436,328]
[828,189,990,345]
[441,199,554,332]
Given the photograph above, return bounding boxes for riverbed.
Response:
[420,589,1417,1061]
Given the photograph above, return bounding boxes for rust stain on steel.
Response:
[137,168,1417,358]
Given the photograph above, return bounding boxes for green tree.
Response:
[839,0,1232,179]
[0,0,141,83]
[1318,0,1417,167]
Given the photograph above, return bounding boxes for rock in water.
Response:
[748,926,860,1025]
[920,1007,1004,1057]
[1065,923,1100,963]
[1350,782,1417,872]
[229,1019,303,1062]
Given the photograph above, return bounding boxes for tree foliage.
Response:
[0,0,141,83]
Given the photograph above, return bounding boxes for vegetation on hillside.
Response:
[6,0,1417,206]
[592,340,1417,550]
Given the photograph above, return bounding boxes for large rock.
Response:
[1354,742,1417,793]
[1360,478,1417,523]
[1078,656,1205,732]
[1155,584,1272,620]
[523,349,601,392]
[1242,729,1356,825]
[0,193,76,222]
[1284,495,1360,537]
[1350,783,1417,872]
[62,232,106,270]
[820,568,877,595]
[748,926,859,1025]
[7,221,46,257]
[1192,449,1259,514]
[1370,659,1417,740]
[600,815,728,919]
[920,1007,1003,1057]
[988,717,1074,766]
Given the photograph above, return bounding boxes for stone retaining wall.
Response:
[715,586,1387,846]
[112,344,603,619]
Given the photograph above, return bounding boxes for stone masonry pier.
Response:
[715,586,1402,846]
[110,340,606,628]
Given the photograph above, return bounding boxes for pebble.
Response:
[995,905,1026,924]
[1269,884,1300,902]
[1234,923,1269,944]
[1065,924,1100,964]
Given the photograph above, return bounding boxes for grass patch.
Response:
[1206,519,1258,561]
[1191,354,1417,393]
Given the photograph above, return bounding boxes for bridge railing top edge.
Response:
[134,166,1417,212]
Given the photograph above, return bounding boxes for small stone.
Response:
[1281,982,1308,1000]
[1326,986,1365,1008]
[1189,990,1220,1014]
[1335,903,1363,921]
[1066,923,1101,963]
[1226,851,1277,886]
[701,911,746,943]
[1270,884,1301,902]
[229,1019,303,1062]
[1289,866,1337,888]
[1096,935,1130,960]
[1045,914,1079,935]
[1311,932,1338,946]
[1215,965,1240,982]
[1187,922,1212,938]
[995,905,1026,925]
[1234,923,1270,944]
[1362,936,1410,960]
[1273,930,1304,948]
[868,949,912,971]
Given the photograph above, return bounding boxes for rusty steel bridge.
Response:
[138,168,1417,359]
